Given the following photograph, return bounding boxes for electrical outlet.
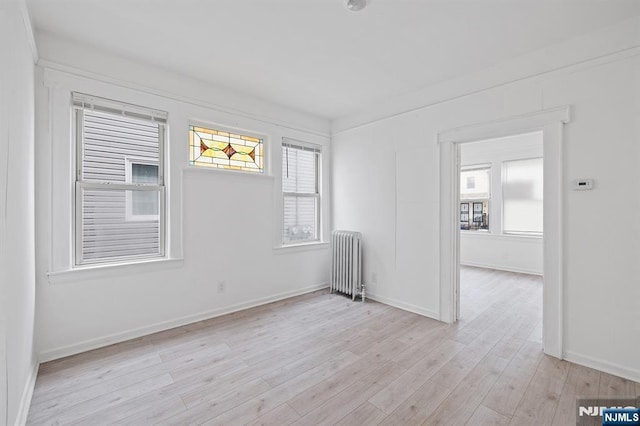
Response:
[372,272,378,284]
[218,280,226,293]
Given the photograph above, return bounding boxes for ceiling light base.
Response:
[347,0,367,12]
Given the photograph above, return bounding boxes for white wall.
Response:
[34,37,332,361]
[460,133,544,275]
[0,1,38,424]
[333,17,640,381]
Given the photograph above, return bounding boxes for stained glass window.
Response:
[189,125,264,172]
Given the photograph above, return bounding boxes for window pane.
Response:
[460,200,489,231]
[131,163,159,216]
[189,125,263,172]
[80,187,161,262]
[132,163,158,184]
[282,147,317,193]
[503,158,543,234]
[283,195,317,243]
[460,167,490,199]
[82,110,159,182]
[132,191,159,216]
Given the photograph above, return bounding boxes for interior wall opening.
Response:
[457,132,544,346]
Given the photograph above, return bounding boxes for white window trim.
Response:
[282,139,322,246]
[73,96,167,267]
[124,157,161,222]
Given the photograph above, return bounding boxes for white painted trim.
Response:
[18,0,38,64]
[47,258,184,285]
[460,231,543,242]
[14,362,38,426]
[38,282,329,362]
[38,59,330,138]
[273,242,330,252]
[438,140,459,324]
[182,165,274,180]
[366,292,439,321]
[564,350,640,384]
[438,107,570,359]
[460,262,542,277]
[438,106,570,143]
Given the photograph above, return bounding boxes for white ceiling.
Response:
[26,0,640,120]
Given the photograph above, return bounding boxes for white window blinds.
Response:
[503,157,543,235]
[74,93,166,265]
[282,140,320,244]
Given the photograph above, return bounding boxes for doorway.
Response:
[437,107,569,359]
[457,133,544,337]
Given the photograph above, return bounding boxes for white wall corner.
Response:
[18,0,38,64]
[14,362,39,426]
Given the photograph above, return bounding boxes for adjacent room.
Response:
[2,0,640,425]
[459,132,544,323]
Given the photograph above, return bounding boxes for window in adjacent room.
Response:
[189,125,264,173]
[460,165,490,231]
[502,157,543,235]
[73,93,167,265]
[282,140,321,244]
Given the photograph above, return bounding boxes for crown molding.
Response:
[332,16,640,134]
[18,0,38,63]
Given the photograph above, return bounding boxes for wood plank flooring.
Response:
[27,267,640,425]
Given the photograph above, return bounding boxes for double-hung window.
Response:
[282,140,321,244]
[74,94,167,265]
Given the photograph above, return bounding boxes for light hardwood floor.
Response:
[27,267,639,425]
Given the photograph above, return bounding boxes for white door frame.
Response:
[437,106,570,359]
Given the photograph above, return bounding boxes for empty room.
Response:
[2,0,640,425]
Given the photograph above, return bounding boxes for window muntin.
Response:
[460,166,490,231]
[74,94,166,265]
[503,157,543,235]
[189,125,263,172]
[282,141,320,244]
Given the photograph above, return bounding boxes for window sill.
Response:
[460,232,543,240]
[47,258,184,285]
[273,241,329,253]
[182,166,274,180]
[503,233,543,239]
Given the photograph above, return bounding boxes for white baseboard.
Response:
[564,350,640,384]
[367,292,439,321]
[14,362,39,426]
[39,283,328,363]
[460,261,542,276]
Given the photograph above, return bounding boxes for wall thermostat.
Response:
[572,179,594,190]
